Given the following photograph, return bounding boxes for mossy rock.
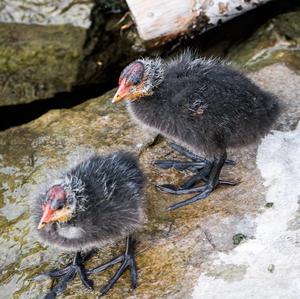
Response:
[0,23,86,106]
[228,10,300,72]
[0,0,144,107]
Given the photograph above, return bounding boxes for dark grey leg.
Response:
[88,235,137,296]
[154,159,210,172]
[163,153,238,211]
[168,143,235,165]
[154,143,235,192]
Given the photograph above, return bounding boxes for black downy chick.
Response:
[112,51,280,210]
[32,152,145,298]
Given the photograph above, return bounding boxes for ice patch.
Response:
[192,123,300,299]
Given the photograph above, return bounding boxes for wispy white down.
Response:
[138,57,165,92]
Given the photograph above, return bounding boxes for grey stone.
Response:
[0,1,144,106]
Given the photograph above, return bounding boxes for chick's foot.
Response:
[88,235,137,296]
[33,251,94,299]
[157,152,238,211]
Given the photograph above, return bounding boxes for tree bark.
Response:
[126,0,273,46]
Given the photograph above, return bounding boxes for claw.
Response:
[33,251,94,298]
[156,184,177,192]
[219,179,240,186]
[169,143,202,161]
[154,160,207,171]
[51,268,76,295]
[158,184,206,195]
[99,253,137,296]
[169,142,235,165]
[158,152,237,211]
[78,266,94,290]
[167,185,213,211]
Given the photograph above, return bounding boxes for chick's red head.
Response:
[38,185,72,229]
[112,61,148,103]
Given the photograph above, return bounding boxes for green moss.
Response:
[232,233,247,245]
[268,264,275,273]
[265,202,274,208]
[228,11,300,72]
[0,23,86,105]
[275,12,300,43]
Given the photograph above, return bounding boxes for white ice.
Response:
[192,123,300,299]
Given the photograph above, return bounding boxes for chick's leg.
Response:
[33,251,94,299]
[155,143,234,172]
[159,153,238,211]
[88,235,137,296]
[154,143,213,173]
[155,143,235,191]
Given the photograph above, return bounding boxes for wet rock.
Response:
[0,0,144,106]
[0,62,299,298]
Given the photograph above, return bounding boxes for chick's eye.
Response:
[51,199,65,210]
[130,73,142,85]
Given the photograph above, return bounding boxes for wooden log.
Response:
[126,0,273,46]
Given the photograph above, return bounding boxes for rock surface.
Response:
[0,0,144,106]
[228,10,300,72]
[0,0,93,28]
[0,62,299,298]
[0,23,86,106]
[1,9,300,299]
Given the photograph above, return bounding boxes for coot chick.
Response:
[112,51,280,210]
[32,152,145,298]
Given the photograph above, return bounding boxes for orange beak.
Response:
[112,83,130,103]
[38,204,54,230]
[37,204,71,230]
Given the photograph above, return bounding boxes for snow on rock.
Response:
[192,123,300,299]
